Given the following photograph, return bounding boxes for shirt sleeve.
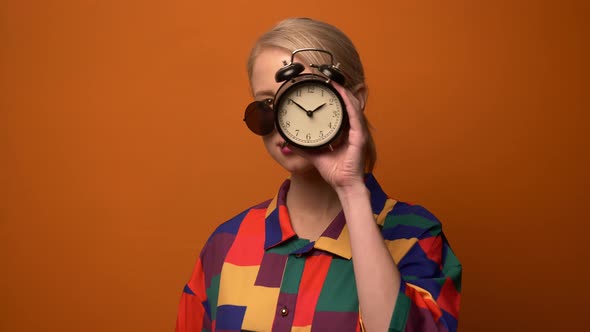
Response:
[384,203,462,332]
[175,256,209,332]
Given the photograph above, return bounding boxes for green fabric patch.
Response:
[388,290,410,332]
[267,238,310,255]
[401,275,420,282]
[315,257,358,312]
[383,214,441,236]
[442,248,462,292]
[280,255,306,294]
[206,274,220,321]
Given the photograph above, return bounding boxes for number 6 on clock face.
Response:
[274,74,348,149]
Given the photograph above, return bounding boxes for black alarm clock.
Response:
[244,48,348,150]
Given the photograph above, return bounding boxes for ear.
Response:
[351,83,368,111]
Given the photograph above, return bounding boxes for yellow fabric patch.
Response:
[375,198,397,226]
[315,225,352,259]
[217,263,281,331]
[265,195,278,218]
[315,198,398,260]
[386,238,418,264]
[405,283,436,303]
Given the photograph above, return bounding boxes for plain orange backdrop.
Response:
[1,0,588,331]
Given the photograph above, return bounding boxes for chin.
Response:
[263,135,316,174]
[263,131,322,176]
[285,161,317,175]
[270,151,315,174]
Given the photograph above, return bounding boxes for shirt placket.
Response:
[270,241,312,331]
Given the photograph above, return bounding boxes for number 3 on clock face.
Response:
[275,76,347,150]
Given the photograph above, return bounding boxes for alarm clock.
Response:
[273,73,347,149]
[243,48,348,150]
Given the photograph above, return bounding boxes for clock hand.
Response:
[289,99,313,117]
[310,103,327,113]
[290,99,308,112]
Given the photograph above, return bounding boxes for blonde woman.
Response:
[176,18,461,332]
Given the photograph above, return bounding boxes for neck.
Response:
[286,170,342,240]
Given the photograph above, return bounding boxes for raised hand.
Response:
[293,83,367,190]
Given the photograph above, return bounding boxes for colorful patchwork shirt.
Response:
[176,174,462,331]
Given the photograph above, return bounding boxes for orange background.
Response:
[1,0,588,331]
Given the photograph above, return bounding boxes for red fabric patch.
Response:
[405,285,443,322]
[437,277,461,319]
[224,208,266,266]
[418,236,443,267]
[278,205,295,241]
[175,290,204,332]
[187,257,207,300]
[292,255,332,326]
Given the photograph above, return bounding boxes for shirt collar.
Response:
[263,173,395,260]
[263,179,297,250]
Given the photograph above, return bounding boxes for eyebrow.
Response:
[253,90,275,100]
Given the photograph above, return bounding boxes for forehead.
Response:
[250,48,293,99]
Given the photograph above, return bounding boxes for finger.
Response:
[331,82,364,132]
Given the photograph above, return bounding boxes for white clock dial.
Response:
[276,81,344,148]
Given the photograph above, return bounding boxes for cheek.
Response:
[262,132,277,151]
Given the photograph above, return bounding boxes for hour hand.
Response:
[310,103,326,113]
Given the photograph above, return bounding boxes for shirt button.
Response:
[280,306,289,317]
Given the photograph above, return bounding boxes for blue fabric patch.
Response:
[292,241,315,255]
[212,209,249,236]
[183,284,195,295]
[365,173,388,214]
[216,305,247,329]
[202,299,212,323]
[407,278,443,300]
[382,224,430,240]
[442,309,458,332]
[398,243,442,279]
[264,208,282,249]
[391,202,440,222]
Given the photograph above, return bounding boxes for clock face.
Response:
[275,80,346,149]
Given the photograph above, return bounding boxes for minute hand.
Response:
[289,99,312,116]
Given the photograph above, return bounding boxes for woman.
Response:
[176,18,461,332]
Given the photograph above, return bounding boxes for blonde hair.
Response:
[247,18,377,172]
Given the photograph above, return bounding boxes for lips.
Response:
[278,141,293,155]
